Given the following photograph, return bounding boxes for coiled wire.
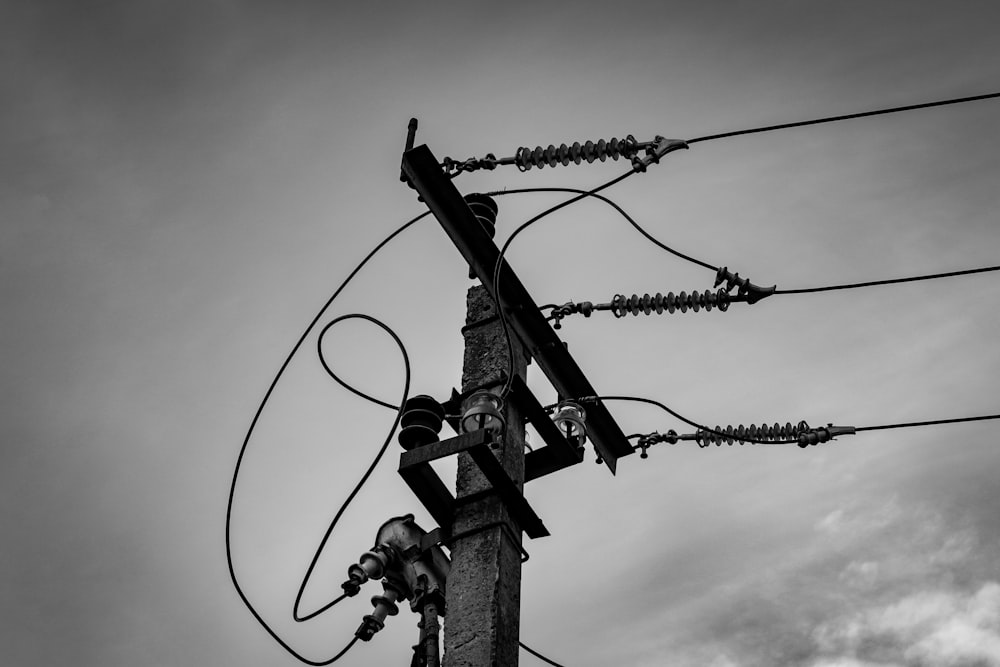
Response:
[226,211,428,664]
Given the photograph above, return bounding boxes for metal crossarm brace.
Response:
[401,144,633,472]
[398,430,549,539]
[507,375,585,481]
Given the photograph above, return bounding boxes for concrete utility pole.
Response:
[444,284,529,667]
[401,141,634,667]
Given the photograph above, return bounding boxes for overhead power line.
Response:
[857,414,1000,433]
[490,187,1000,324]
[520,641,568,666]
[774,265,1000,294]
[686,91,1000,144]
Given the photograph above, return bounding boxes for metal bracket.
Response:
[398,429,549,539]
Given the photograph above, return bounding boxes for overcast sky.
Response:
[3,2,1000,666]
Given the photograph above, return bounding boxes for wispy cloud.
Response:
[631,493,1000,666]
[813,583,1000,666]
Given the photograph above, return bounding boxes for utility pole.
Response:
[444,281,529,667]
[399,142,634,667]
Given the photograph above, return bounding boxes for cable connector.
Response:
[797,424,856,448]
[714,267,776,304]
[633,430,685,458]
[631,136,689,172]
[441,153,500,177]
[545,301,595,329]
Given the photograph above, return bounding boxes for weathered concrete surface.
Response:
[443,284,528,667]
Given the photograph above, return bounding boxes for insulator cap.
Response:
[552,401,587,444]
[398,395,445,450]
[460,390,505,435]
[463,193,498,278]
[464,193,498,239]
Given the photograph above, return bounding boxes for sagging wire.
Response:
[489,168,639,401]
[226,211,428,664]
[489,158,690,400]
[488,185,716,272]
[493,188,1000,327]
[292,314,411,623]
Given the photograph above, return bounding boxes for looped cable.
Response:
[226,212,426,665]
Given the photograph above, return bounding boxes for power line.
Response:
[226,212,427,664]
[857,414,1000,432]
[520,641,568,667]
[773,265,1000,294]
[490,188,1000,310]
[293,314,411,622]
[686,91,1000,144]
[490,186,716,271]
[491,168,640,400]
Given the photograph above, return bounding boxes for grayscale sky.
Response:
[3,2,1000,666]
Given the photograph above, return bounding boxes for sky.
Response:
[2,1,1000,666]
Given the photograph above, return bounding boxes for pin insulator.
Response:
[398,395,446,451]
[463,193,498,278]
[464,193,498,239]
[797,425,857,448]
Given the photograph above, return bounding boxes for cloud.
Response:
[630,494,1000,667]
[814,583,1000,666]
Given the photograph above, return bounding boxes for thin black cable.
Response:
[491,168,639,400]
[489,191,1000,311]
[490,186,717,272]
[686,91,1000,145]
[520,640,568,667]
[318,327,401,411]
[774,265,1000,295]
[856,414,1000,432]
[292,314,411,622]
[226,211,427,664]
